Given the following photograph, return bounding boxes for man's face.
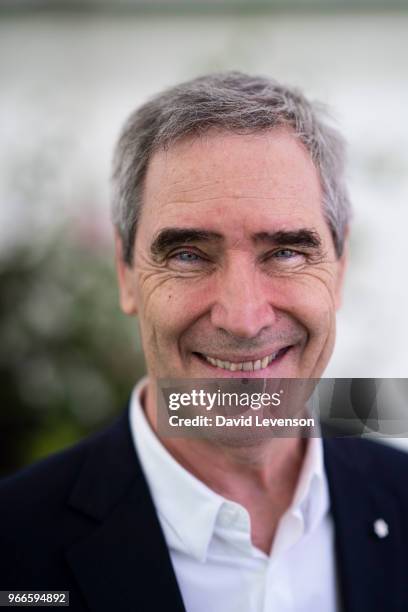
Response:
[117,129,347,381]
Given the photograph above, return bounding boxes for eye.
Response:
[273,249,300,259]
[262,248,306,267]
[170,250,205,264]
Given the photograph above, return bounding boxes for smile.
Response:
[197,347,290,372]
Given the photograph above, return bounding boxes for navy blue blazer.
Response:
[0,409,407,612]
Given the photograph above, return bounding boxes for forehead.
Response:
[141,129,326,239]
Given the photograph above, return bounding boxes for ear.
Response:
[115,233,139,315]
[334,228,349,310]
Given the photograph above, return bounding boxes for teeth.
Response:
[203,350,284,372]
[268,352,278,364]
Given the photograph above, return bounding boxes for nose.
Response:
[210,255,277,338]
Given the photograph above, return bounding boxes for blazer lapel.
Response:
[65,411,186,612]
[323,438,405,612]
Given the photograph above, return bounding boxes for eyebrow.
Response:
[254,229,322,249]
[150,228,223,257]
[150,227,322,257]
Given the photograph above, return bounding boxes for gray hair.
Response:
[112,71,351,265]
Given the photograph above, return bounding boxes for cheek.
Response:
[274,276,338,377]
[271,274,338,337]
[138,274,210,341]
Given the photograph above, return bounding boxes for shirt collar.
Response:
[130,377,224,562]
[290,423,329,533]
[129,377,329,562]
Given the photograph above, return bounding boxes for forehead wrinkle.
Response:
[146,128,320,194]
[146,162,321,218]
[159,178,319,206]
[164,196,290,206]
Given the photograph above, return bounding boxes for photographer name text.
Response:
[167,414,315,428]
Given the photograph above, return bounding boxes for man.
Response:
[1,72,407,611]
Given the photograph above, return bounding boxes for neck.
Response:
[144,379,307,554]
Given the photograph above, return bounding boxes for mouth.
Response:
[193,346,292,374]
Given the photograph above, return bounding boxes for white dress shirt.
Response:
[129,378,339,612]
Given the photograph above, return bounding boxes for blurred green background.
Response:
[0,233,145,476]
[1,0,408,476]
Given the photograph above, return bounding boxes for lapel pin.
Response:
[373,518,389,539]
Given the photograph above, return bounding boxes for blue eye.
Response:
[265,249,306,266]
[274,249,298,258]
[173,251,202,262]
